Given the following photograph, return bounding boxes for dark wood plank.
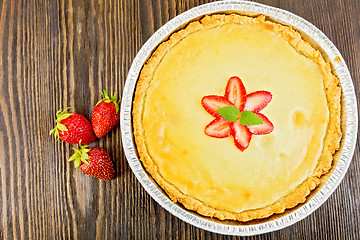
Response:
[0,0,359,239]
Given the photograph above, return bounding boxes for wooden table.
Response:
[0,0,359,239]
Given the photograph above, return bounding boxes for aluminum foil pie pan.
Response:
[120,0,358,236]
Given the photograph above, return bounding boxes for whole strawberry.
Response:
[50,108,96,144]
[91,90,120,138]
[69,144,115,181]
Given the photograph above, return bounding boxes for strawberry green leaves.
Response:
[49,108,72,141]
[97,90,120,113]
[56,107,72,121]
[216,107,263,126]
[68,144,91,168]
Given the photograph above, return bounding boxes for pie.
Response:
[132,14,342,221]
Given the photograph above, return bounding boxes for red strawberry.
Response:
[244,91,272,112]
[91,90,120,138]
[69,144,115,181]
[247,113,274,135]
[201,96,234,118]
[49,108,96,144]
[231,120,252,151]
[205,118,232,138]
[225,76,247,111]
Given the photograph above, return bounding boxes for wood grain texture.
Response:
[0,0,359,239]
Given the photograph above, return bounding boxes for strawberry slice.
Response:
[225,76,247,111]
[204,118,232,138]
[201,96,234,118]
[231,120,252,151]
[244,91,272,112]
[246,113,274,135]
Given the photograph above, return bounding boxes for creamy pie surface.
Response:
[133,14,341,221]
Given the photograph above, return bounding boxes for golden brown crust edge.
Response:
[133,14,342,221]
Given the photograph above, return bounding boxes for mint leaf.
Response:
[216,106,239,122]
[239,111,263,126]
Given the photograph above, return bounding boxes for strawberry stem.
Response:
[50,107,72,141]
[68,144,91,167]
[96,90,120,113]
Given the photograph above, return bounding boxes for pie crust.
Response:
[133,14,342,221]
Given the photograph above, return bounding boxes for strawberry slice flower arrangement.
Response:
[201,76,274,151]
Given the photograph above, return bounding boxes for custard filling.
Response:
[142,22,329,212]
